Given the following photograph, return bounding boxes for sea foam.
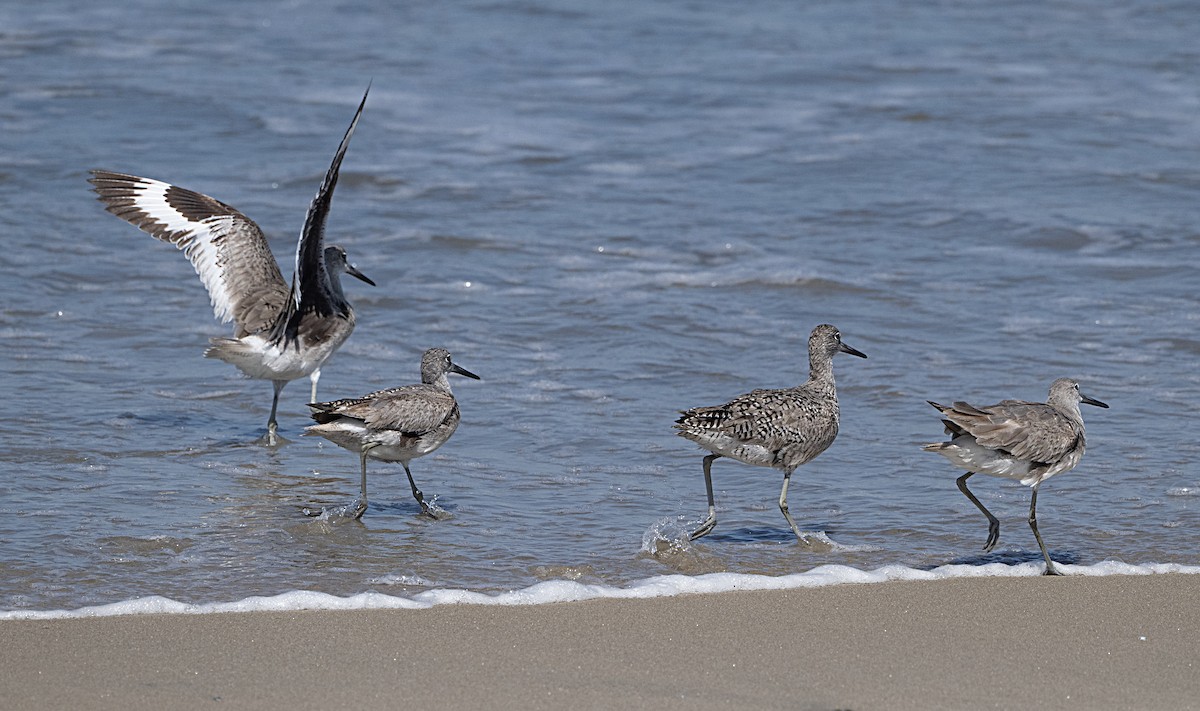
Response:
[3,561,1197,621]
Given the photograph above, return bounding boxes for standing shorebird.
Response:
[675,324,867,542]
[305,348,480,520]
[89,88,376,444]
[924,378,1109,576]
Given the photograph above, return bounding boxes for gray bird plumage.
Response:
[924,377,1109,575]
[88,88,376,444]
[675,324,867,541]
[305,348,480,520]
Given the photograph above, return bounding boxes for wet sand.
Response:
[2,574,1197,710]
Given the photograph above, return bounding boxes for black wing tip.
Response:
[88,170,138,204]
[88,169,143,182]
[307,402,343,424]
[87,169,123,189]
[88,170,153,200]
[294,86,374,299]
[314,86,372,198]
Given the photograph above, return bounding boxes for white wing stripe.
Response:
[118,178,239,324]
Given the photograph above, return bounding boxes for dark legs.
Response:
[778,470,805,541]
[958,473,1063,575]
[403,462,438,520]
[688,454,720,540]
[1029,485,1061,576]
[956,472,1000,551]
[348,448,437,521]
[266,380,286,445]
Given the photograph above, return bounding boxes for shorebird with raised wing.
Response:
[675,324,867,542]
[924,378,1109,575]
[305,348,480,520]
[89,89,375,444]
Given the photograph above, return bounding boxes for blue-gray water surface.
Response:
[1,0,1198,611]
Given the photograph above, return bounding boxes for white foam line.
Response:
[4,561,1198,620]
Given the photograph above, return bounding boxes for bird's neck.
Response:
[324,267,346,302]
[423,373,453,393]
[323,268,353,314]
[1048,395,1086,432]
[806,354,836,392]
[1059,403,1086,432]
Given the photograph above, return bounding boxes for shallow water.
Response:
[1,0,1198,613]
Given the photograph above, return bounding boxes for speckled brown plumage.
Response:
[675,324,867,541]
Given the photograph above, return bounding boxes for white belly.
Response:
[206,331,349,382]
[687,432,777,468]
[306,419,454,464]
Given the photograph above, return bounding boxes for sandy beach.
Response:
[2,574,1197,710]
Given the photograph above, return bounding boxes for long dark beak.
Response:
[1081,394,1108,409]
[450,363,481,381]
[346,263,376,287]
[839,342,868,359]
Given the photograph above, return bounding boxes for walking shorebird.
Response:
[924,378,1109,575]
[675,324,867,542]
[305,348,480,520]
[89,88,375,444]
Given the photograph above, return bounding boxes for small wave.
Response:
[640,515,695,555]
[642,515,876,554]
[369,574,436,587]
[7,561,1197,620]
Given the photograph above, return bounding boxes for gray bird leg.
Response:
[778,470,805,541]
[266,380,286,446]
[349,447,370,520]
[403,462,438,519]
[689,454,720,540]
[309,368,321,403]
[1029,485,1061,576]
[956,472,1000,552]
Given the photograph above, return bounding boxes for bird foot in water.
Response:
[256,431,289,447]
[300,498,367,520]
[793,531,836,552]
[688,515,717,541]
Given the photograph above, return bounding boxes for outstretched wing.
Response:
[89,170,290,336]
[291,86,369,321]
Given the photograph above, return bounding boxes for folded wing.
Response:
[938,399,1081,464]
